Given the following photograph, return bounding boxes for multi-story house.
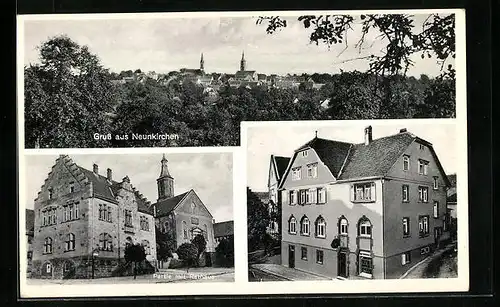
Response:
[152,155,216,266]
[31,155,156,279]
[213,220,234,245]
[279,126,451,279]
[267,155,290,237]
[26,209,34,274]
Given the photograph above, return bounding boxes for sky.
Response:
[24,153,233,223]
[22,13,454,76]
[246,120,458,192]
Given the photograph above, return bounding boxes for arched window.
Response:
[358,217,372,238]
[288,215,297,234]
[183,221,188,239]
[339,216,348,235]
[300,216,310,236]
[44,237,53,254]
[99,233,113,251]
[141,240,150,255]
[315,216,326,238]
[65,233,75,251]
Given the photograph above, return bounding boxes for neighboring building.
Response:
[254,192,269,205]
[31,155,157,279]
[152,155,216,265]
[446,174,457,219]
[213,220,234,245]
[26,209,34,274]
[278,126,451,279]
[267,155,291,237]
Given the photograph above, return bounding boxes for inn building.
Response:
[278,126,451,279]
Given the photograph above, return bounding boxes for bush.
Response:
[168,258,185,269]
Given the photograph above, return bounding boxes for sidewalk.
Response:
[400,242,456,279]
[250,263,331,281]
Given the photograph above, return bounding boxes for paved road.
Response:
[250,263,331,281]
[401,243,457,279]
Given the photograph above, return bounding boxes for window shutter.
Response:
[350,185,354,202]
[401,254,405,265]
[371,182,376,201]
[282,190,288,205]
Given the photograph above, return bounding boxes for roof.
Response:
[339,133,415,180]
[254,192,269,204]
[213,220,234,238]
[273,156,290,180]
[154,190,190,216]
[297,137,352,178]
[447,192,457,203]
[235,71,256,79]
[26,209,34,234]
[78,166,152,214]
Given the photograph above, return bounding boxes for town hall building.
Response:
[278,126,451,279]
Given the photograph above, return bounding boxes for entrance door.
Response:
[288,245,295,268]
[338,250,348,278]
[434,227,442,247]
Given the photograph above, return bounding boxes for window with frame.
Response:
[301,247,307,260]
[125,210,133,227]
[433,201,439,218]
[45,263,52,273]
[289,190,297,205]
[419,144,425,150]
[418,186,429,202]
[402,185,409,202]
[402,217,410,237]
[302,150,308,157]
[300,216,310,236]
[288,216,297,234]
[44,237,53,254]
[99,233,113,251]
[351,182,376,202]
[315,216,326,238]
[48,188,53,200]
[299,190,307,205]
[65,233,75,251]
[316,250,324,264]
[339,217,348,235]
[418,215,430,237]
[401,252,411,265]
[317,187,326,204]
[307,189,317,204]
[359,219,372,237]
[403,155,410,171]
[69,182,75,193]
[307,163,318,178]
[418,159,429,175]
[291,167,302,181]
[433,177,439,190]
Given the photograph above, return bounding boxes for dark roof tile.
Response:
[154,191,190,216]
[298,137,352,178]
[213,220,234,238]
[273,156,290,179]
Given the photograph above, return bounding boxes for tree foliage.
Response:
[215,237,234,267]
[247,188,271,252]
[156,226,176,261]
[191,234,207,264]
[256,14,455,76]
[124,243,146,279]
[24,35,117,148]
[176,242,198,272]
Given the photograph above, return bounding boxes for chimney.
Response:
[400,128,407,133]
[93,163,99,175]
[107,168,112,181]
[364,126,373,145]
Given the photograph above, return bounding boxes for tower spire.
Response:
[240,50,246,71]
[157,154,174,201]
[200,52,204,71]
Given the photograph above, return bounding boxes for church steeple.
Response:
[240,51,246,71]
[200,53,204,71]
[157,154,174,201]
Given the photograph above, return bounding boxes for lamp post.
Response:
[91,249,99,279]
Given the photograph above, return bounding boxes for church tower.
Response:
[157,154,174,201]
[240,51,246,71]
[200,53,205,71]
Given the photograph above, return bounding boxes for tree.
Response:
[256,14,455,77]
[191,234,207,266]
[124,243,146,279]
[24,35,117,148]
[156,226,176,262]
[215,237,234,267]
[176,242,198,273]
[247,188,271,252]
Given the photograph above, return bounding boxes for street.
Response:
[402,243,458,279]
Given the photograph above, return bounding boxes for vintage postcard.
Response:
[242,119,468,291]
[17,8,467,297]
[19,150,235,296]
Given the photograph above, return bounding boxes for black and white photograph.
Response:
[21,152,234,289]
[20,11,456,148]
[245,120,463,282]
